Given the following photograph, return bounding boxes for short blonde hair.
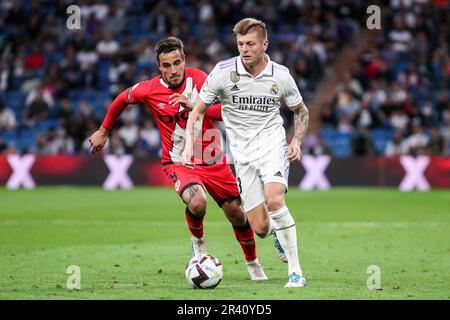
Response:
[233,18,267,40]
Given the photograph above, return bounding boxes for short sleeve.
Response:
[283,73,303,109]
[199,65,222,105]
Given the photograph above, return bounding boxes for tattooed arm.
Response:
[288,101,309,161]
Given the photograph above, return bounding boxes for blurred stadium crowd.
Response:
[0,0,448,157]
[314,0,450,157]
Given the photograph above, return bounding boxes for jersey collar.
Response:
[159,73,186,90]
[159,77,169,88]
[236,54,273,78]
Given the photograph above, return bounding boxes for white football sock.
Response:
[266,217,275,237]
[270,206,302,275]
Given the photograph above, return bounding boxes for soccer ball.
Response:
[185,254,223,289]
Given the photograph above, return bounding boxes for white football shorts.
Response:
[234,142,290,212]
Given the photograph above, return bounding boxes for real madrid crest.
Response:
[270,83,279,95]
[230,71,240,83]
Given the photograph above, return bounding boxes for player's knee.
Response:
[188,196,207,217]
[266,195,285,212]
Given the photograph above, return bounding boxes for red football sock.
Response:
[233,221,257,262]
[185,207,204,239]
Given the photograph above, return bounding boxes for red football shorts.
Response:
[163,162,240,207]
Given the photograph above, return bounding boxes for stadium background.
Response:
[0,0,449,161]
[0,0,449,300]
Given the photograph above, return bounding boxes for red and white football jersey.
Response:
[102,68,223,165]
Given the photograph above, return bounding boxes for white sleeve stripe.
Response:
[219,57,237,68]
[219,62,235,69]
[128,83,140,103]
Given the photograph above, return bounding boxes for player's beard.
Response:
[168,72,185,89]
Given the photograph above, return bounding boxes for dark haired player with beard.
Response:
[89,37,267,281]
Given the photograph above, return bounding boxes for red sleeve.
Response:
[205,103,222,121]
[101,89,129,131]
[191,68,208,88]
[101,82,144,131]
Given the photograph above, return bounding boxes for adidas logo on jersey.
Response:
[231,84,240,91]
[274,171,283,177]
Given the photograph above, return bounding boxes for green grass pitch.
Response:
[0,187,449,300]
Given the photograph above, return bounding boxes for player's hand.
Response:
[181,146,194,169]
[169,93,193,110]
[89,127,108,154]
[288,140,302,162]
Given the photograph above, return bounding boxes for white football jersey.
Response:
[199,55,303,164]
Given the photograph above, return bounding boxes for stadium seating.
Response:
[0,1,447,156]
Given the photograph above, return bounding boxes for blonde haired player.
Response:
[182,18,309,287]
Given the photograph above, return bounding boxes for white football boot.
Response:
[284,272,307,288]
[273,233,288,263]
[246,258,268,281]
[191,236,207,257]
